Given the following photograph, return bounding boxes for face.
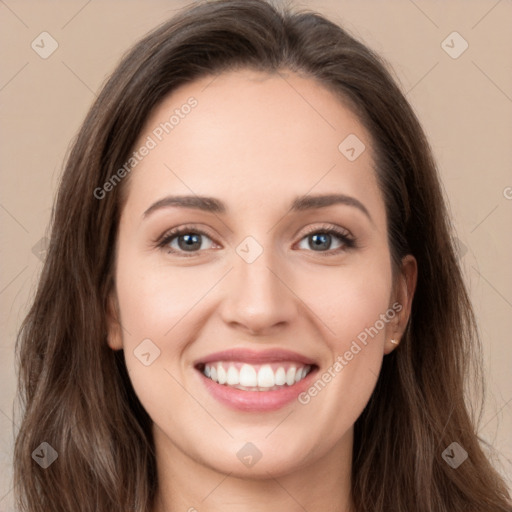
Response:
[107,69,416,479]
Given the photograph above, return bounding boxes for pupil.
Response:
[179,233,201,251]
[311,233,330,250]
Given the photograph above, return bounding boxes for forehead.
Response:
[122,68,383,223]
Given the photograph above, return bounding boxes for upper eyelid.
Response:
[158,224,219,245]
[300,223,352,238]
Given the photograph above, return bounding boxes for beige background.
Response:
[1,0,511,508]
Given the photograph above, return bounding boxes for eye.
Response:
[156,225,218,256]
[295,224,356,255]
[156,223,356,257]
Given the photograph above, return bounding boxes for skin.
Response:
[107,69,417,512]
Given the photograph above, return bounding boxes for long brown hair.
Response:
[14,1,512,510]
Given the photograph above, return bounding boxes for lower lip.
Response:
[196,367,318,412]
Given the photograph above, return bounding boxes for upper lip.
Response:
[194,348,317,367]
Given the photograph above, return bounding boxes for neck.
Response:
[151,425,354,512]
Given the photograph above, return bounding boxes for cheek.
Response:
[293,255,393,422]
[113,243,239,361]
[115,249,213,345]
[113,258,216,428]
[304,255,393,348]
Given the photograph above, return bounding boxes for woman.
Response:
[14,0,512,511]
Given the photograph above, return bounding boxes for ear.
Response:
[106,292,123,351]
[384,254,417,354]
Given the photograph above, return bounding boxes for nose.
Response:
[218,244,298,336]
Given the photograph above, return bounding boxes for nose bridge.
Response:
[220,235,297,333]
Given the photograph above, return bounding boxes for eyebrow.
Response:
[142,193,372,222]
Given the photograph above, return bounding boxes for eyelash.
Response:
[155,223,356,257]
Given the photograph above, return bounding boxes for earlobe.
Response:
[106,294,123,351]
[383,337,400,355]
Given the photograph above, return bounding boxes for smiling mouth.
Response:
[195,361,317,392]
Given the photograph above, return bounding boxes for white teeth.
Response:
[226,366,239,385]
[217,364,227,384]
[239,364,257,387]
[286,367,296,385]
[274,367,286,386]
[257,365,275,387]
[202,362,312,390]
